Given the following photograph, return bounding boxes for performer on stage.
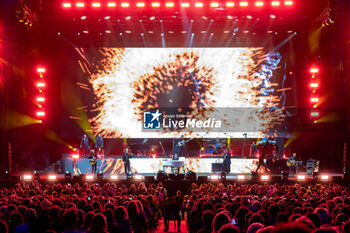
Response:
[256,138,269,173]
[173,135,186,160]
[287,153,299,175]
[222,148,231,173]
[213,138,222,154]
[89,149,97,174]
[122,149,132,175]
[80,134,89,157]
[95,133,104,155]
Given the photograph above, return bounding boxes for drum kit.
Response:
[202,138,228,157]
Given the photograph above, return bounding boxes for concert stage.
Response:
[61,154,259,175]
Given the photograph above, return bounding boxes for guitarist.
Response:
[173,135,186,160]
[89,149,97,174]
[122,149,132,175]
[287,153,299,175]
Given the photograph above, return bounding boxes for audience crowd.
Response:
[0,181,349,233]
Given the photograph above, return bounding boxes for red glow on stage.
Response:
[239,2,248,7]
[121,2,130,7]
[255,1,264,7]
[297,175,305,180]
[310,97,319,103]
[210,2,219,7]
[271,1,280,6]
[48,175,57,180]
[36,82,45,87]
[310,83,319,88]
[36,67,46,73]
[284,1,293,5]
[195,2,204,7]
[36,111,45,117]
[23,175,33,181]
[181,2,190,7]
[36,97,45,102]
[62,2,72,8]
[136,2,145,7]
[226,2,235,7]
[76,2,85,8]
[107,2,117,7]
[256,154,260,158]
[283,154,286,159]
[92,2,101,7]
[165,2,174,7]
[320,175,330,181]
[72,154,79,159]
[310,68,319,73]
[151,2,160,7]
[110,175,118,180]
[261,175,270,181]
[86,175,94,180]
[152,154,156,158]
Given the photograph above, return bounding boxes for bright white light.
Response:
[237,175,245,180]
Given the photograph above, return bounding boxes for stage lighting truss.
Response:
[61,1,294,10]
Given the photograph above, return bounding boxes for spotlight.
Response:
[239,2,248,7]
[181,2,190,7]
[121,2,130,7]
[226,2,235,7]
[48,175,57,181]
[297,175,306,181]
[92,2,101,7]
[62,2,72,8]
[210,2,219,7]
[310,97,319,103]
[72,154,79,160]
[86,174,94,180]
[282,170,289,180]
[284,1,293,6]
[271,1,280,6]
[237,175,246,181]
[310,68,319,73]
[165,2,174,7]
[110,175,118,180]
[76,2,85,7]
[186,170,197,181]
[97,171,103,179]
[195,2,204,7]
[136,2,145,7]
[320,174,330,181]
[65,171,72,179]
[36,67,46,73]
[255,1,264,7]
[107,2,117,7]
[209,174,219,180]
[151,2,160,7]
[23,175,33,181]
[33,171,40,180]
[261,175,270,181]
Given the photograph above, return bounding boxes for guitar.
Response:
[89,156,97,166]
[177,138,194,147]
[286,158,302,167]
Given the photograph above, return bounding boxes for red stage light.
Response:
[121,2,129,7]
[310,83,319,88]
[195,2,204,7]
[310,97,319,103]
[181,2,190,7]
[226,2,235,7]
[136,2,145,7]
[72,154,79,159]
[284,1,293,5]
[76,2,85,7]
[36,82,45,87]
[107,2,117,7]
[271,1,280,6]
[48,175,57,180]
[23,175,33,181]
[36,67,46,73]
[152,154,156,158]
[261,175,270,181]
[92,2,101,7]
[36,97,45,102]
[165,2,174,7]
[62,2,72,8]
[36,111,45,117]
[310,111,319,117]
[310,68,319,73]
[151,2,160,7]
[255,1,264,7]
[283,154,286,159]
[86,175,94,180]
[256,154,260,158]
[320,175,329,181]
[239,2,248,7]
[210,2,219,7]
[297,175,305,180]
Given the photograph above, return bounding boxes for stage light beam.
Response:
[151,2,160,7]
[297,175,306,180]
[284,1,293,6]
[136,2,145,7]
[209,174,219,180]
[181,2,190,7]
[36,82,45,87]
[36,67,46,73]
[310,83,319,88]
[237,175,246,180]
[86,175,94,180]
[48,175,57,180]
[121,2,130,7]
[110,175,118,180]
[36,111,45,117]
[310,111,319,117]
[226,2,235,7]
[23,175,33,181]
[72,154,79,159]
[310,97,319,103]
[271,1,280,6]
[261,175,270,181]
[310,68,319,73]
[36,97,45,102]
